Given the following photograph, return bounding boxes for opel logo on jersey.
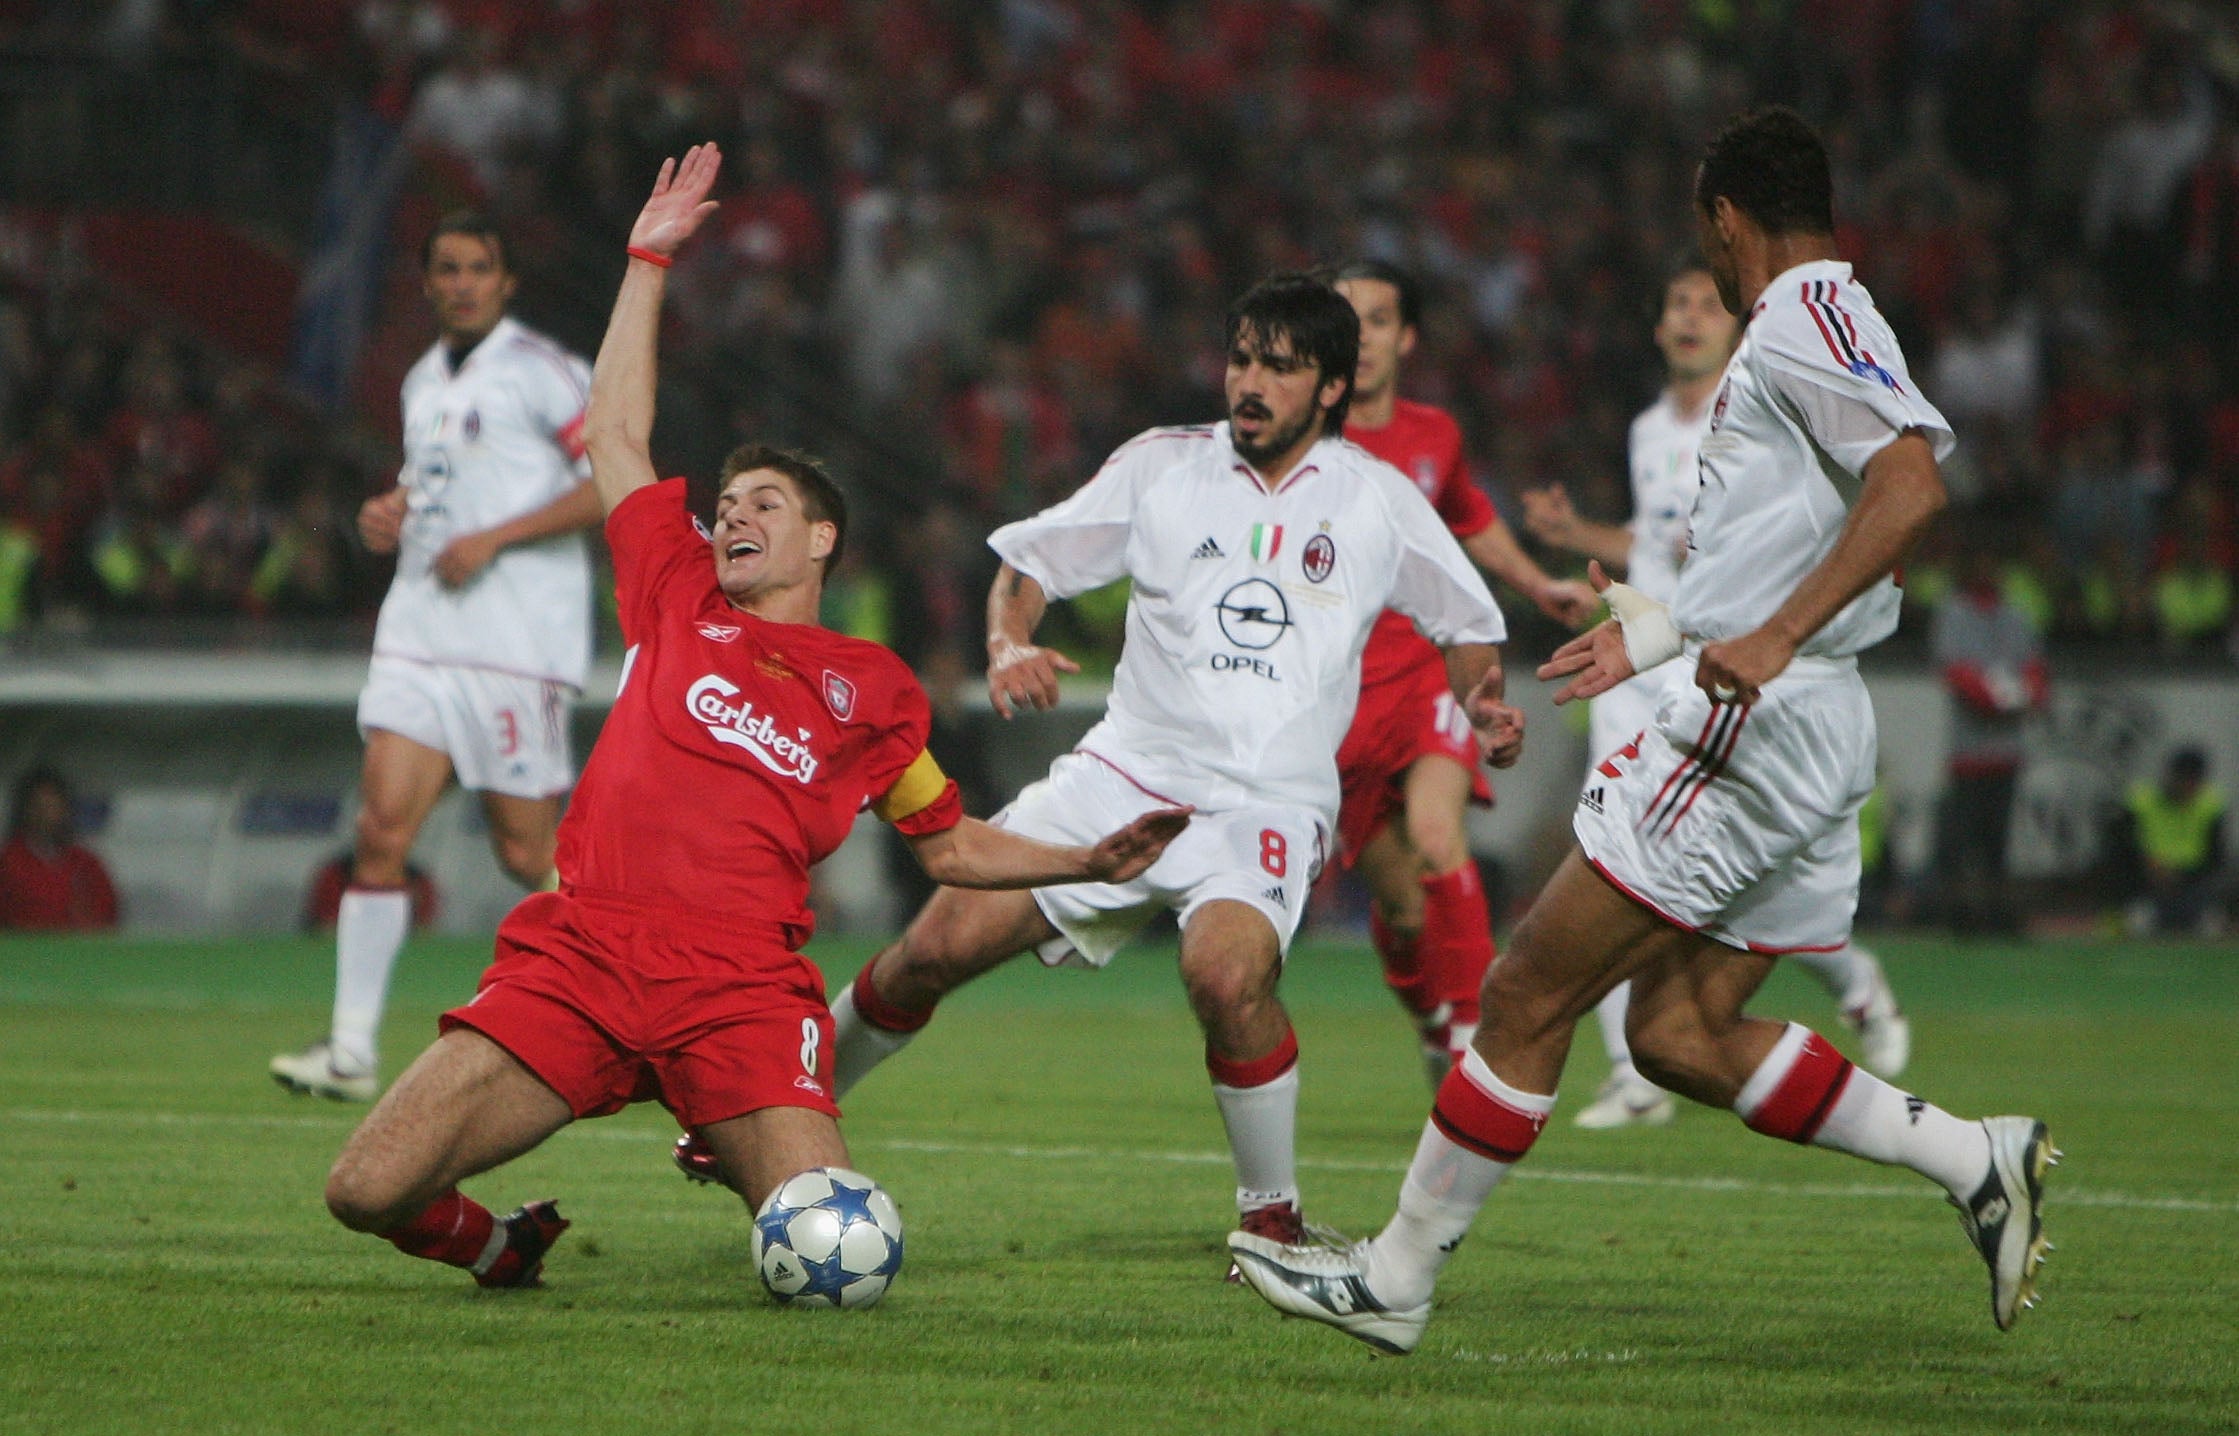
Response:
[1302,533,1335,583]
[416,447,453,501]
[1215,578,1293,651]
[685,674,820,784]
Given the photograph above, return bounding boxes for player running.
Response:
[814,272,1523,1270]
[318,145,1188,1290]
[1331,259,1595,1087]
[1522,257,1910,1131]
[1230,109,2054,1351]
[272,212,602,1102]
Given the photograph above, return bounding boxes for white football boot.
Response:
[1953,1116,2057,1330]
[269,1041,379,1102]
[1841,961,1912,1078]
[1226,1233,1430,1355]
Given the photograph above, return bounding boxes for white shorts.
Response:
[995,750,1326,968]
[1573,653,1873,955]
[357,656,575,799]
[1586,667,1669,783]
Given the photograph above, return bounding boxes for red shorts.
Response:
[440,890,839,1128]
[1335,656,1492,865]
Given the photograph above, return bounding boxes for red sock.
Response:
[851,957,935,1034]
[383,1190,497,1268]
[1205,1025,1299,1088]
[1417,865,1495,1030]
[1737,1027,1855,1144]
[1430,1053,1551,1164]
[1372,909,1431,1014]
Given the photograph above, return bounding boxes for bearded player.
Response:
[1232,109,2053,1352]
[1331,260,1595,1086]
[815,272,1523,1273]
[317,145,1188,1290]
[1523,257,1910,1130]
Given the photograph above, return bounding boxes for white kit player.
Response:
[1232,110,2053,1353]
[1524,258,1909,1132]
[820,274,1522,1265]
[272,213,603,1101]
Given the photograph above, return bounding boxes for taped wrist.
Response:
[1602,581,1684,671]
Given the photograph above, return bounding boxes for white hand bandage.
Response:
[1602,581,1685,673]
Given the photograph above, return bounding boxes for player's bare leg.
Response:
[478,790,563,890]
[324,1027,576,1287]
[1398,754,1497,1083]
[1175,898,1308,1267]
[1625,937,2049,1326]
[272,730,454,1099]
[828,885,1059,1098]
[697,1106,851,1211]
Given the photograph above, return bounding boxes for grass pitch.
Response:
[1,929,2234,1435]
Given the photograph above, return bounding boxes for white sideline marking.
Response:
[5,1105,2232,1214]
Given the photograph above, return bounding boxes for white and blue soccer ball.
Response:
[751,1166,904,1309]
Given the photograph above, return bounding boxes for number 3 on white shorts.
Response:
[799,1016,821,1076]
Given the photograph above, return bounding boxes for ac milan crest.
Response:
[822,669,858,721]
[462,409,481,441]
[1302,533,1336,583]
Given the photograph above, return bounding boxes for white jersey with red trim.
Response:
[1624,389,1711,604]
[989,423,1506,821]
[1671,260,1954,659]
[374,315,595,686]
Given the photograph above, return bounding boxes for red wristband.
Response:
[626,246,672,269]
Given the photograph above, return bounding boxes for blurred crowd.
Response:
[2,0,2238,673]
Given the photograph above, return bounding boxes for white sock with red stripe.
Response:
[1734,1022,1988,1196]
[1208,1030,1301,1214]
[830,958,934,1100]
[331,888,410,1074]
[1594,980,1636,1074]
[1365,1049,1554,1308]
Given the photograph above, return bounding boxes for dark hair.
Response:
[1695,106,1835,236]
[1333,258,1421,330]
[8,766,69,840]
[716,443,849,574]
[2169,746,2210,784]
[1226,272,1360,431]
[421,210,512,272]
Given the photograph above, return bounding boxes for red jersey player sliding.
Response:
[318,144,1188,1291]
[1331,260,1594,1085]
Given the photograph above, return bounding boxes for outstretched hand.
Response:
[1463,663,1527,769]
[1536,560,1635,705]
[1518,482,1579,547]
[357,488,407,554]
[988,640,1079,718]
[629,143,723,262]
[1536,576,1600,628]
[1084,806,1193,883]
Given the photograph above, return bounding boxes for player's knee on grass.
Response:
[323,1157,426,1234]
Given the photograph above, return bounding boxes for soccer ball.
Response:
[751,1166,904,1309]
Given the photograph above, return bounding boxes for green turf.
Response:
[1,931,2234,1435]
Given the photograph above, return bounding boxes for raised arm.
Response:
[1695,431,1946,705]
[984,563,1079,718]
[582,144,723,515]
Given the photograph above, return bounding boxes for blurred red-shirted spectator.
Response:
[0,767,120,931]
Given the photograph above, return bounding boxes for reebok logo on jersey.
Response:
[696,622,742,643]
[685,674,821,784]
[1191,537,1225,559]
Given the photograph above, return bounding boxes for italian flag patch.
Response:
[1249,523,1283,561]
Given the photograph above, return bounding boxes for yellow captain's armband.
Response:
[872,749,951,823]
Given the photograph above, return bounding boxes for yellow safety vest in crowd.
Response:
[2126,781,2227,870]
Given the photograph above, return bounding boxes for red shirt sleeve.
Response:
[859,656,963,836]
[606,479,711,644]
[1432,417,1497,538]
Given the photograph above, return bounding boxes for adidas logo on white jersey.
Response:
[1191,537,1225,559]
[1261,885,1287,907]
